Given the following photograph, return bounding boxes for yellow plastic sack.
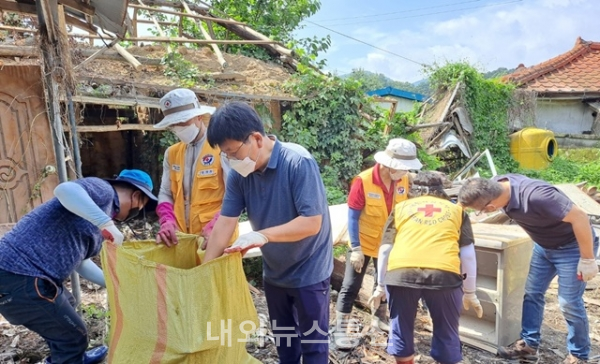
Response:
[101,233,260,364]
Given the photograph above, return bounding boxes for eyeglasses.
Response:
[222,135,250,160]
[474,200,493,216]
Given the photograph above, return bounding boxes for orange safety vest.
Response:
[168,142,238,242]
[388,195,462,274]
[355,167,409,257]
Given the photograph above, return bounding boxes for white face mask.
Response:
[390,169,408,181]
[171,124,200,144]
[229,148,260,177]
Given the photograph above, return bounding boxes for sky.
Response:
[294,0,599,82]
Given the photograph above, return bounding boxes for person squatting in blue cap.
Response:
[0,169,158,364]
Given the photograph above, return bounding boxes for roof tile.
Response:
[504,37,600,93]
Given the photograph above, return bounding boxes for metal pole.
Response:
[37,0,82,306]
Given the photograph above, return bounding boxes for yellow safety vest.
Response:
[356,167,409,257]
[168,142,238,242]
[388,195,462,274]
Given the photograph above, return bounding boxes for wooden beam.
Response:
[136,19,178,26]
[137,0,298,70]
[0,25,36,33]
[113,43,142,70]
[73,42,115,70]
[0,44,165,65]
[59,0,94,16]
[0,0,37,15]
[181,0,226,69]
[63,12,97,33]
[75,76,301,102]
[72,123,159,132]
[65,94,161,108]
[132,7,138,46]
[129,3,243,25]
[40,0,58,42]
[68,33,280,44]
[57,4,74,79]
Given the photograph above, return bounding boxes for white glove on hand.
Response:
[224,231,268,255]
[463,292,483,318]
[367,285,386,311]
[577,258,598,282]
[99,221,124,246]
[350,246,365,273]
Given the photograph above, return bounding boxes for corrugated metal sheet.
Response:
[64,0,129,35]
[91,0,128,35]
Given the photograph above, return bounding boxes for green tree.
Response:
[195,0,330,64]
[344,68,430,95]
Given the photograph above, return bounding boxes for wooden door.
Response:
[0,66,59,223]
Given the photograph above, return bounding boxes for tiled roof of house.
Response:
[505,37,600,93]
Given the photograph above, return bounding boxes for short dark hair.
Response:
[207,102,265,148]
[458,178,503,209]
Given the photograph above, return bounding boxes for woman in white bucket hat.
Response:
[154,88,238,247]
[334,138,422,349]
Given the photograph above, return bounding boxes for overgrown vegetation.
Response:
[281,69,440,204]
[523,149,600,186]
[425,61,519,173]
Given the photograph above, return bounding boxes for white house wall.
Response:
[534,99,594,134]
[375,98,419,113]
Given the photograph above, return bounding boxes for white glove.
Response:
[350,246,365,273]
[224,231,269,255]
[577,258,598,282]
[463,292,483,318]
[367,285,386,311]
[99,221,124,246]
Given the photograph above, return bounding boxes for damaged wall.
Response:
[532,99,595,134]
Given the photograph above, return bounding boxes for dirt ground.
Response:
[2,270,600,364]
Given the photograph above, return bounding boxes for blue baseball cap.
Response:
[106,169,158,203]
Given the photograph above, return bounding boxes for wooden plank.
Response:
[113,43,142,70]
[69,34,281,45]
[555,184,600,217]
[72,124,158,132]
[181,0,227,69]
[0,24,36,33]
[74,75,300,102]
[0,0,37,15]
[129,3,244,25]
[59,0,94,15]
[65,94,161,108]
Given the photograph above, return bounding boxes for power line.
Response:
[314,0,481,23]
[305,20,425,66]
[308,0,523,27]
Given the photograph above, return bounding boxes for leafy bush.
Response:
[426,61,518,173]
[522,149,600,186]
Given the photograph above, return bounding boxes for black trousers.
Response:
[335,252,379,313]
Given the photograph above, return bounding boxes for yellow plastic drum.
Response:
[509,128,557,170]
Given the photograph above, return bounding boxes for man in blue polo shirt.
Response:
[0,169,158,364]
[459,174,598,364]
[203,101,333,364]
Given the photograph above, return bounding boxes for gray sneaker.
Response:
[497,339,538,360]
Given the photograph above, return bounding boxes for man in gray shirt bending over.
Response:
[459,174,598,364]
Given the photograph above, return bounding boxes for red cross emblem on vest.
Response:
[417,204,442,217]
